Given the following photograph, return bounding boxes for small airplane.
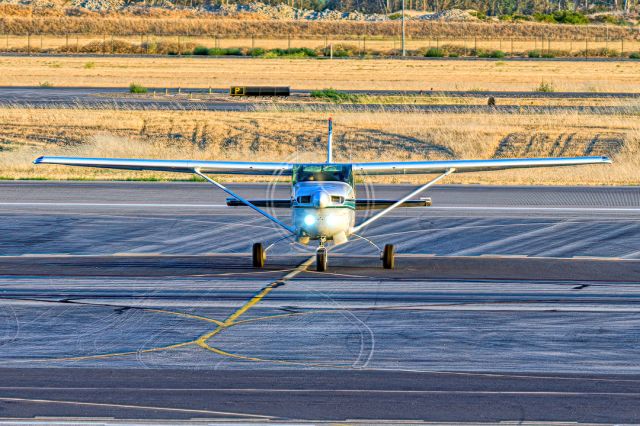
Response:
[34,118,611,271]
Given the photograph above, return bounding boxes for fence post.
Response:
[585,38,588,59]
[40,34,42,51]
[102,34,106,55]
[178,35,181,55]
[75,34,79,53]
[251,34,254,49]
[27,32,30,55]
[548,37,551,54]
[621,38,624,56]
[287,34,291,49]
[65,33,68,52]
[474,36,477,54]
[330,43,333,59]
[111,34,114,54]
[510,37,513,57]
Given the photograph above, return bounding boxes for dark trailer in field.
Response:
[230,86,290,97]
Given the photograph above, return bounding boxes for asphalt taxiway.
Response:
[0,182,639,422]
[1,86,638,113]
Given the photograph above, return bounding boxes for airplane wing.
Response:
[33,157,294,176]
[35,156,611,176]
[352,156,611,175]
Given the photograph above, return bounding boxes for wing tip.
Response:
[33,156,44,165]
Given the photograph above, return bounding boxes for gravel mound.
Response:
[417,9,478,21]
[70,0,124,11]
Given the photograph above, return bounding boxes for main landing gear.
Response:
[382,243,395,269]
[252,242,265,268]
[252,240,395,271]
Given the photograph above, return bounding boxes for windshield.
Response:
[293,164,352,184]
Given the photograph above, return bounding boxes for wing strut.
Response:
[351,168,455,234]
[193,169,296,235]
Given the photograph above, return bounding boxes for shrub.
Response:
[533,12,557,23]
[83,61,95,69]
[310,88,359,103]
[535,81,555,92]
[576,48,620,58]
[533,10,589,24]
[541,52,555,58]
[270,47,318,57]
[224,47,243,56]
[294,47,318,57]
[388,12,402,20]
[248,47,266,57]
[468,10,486,19]
[528,50,541,58]
[479,50,505,58]
[206,47,225,56]
[512,13,531,21]
[629,52,640,59]
[79,40,141,54]
[424,47,445,57]
[439,44,468,56]
[129,82,147,94]
[448,52,459,57]
[553,10,589,24]
[262,51,280,58]
[193,45,209,55]
[324,44,357,57]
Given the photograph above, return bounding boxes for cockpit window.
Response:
[293,165,352,184]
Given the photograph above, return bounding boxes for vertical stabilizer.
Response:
[327,117,333,163]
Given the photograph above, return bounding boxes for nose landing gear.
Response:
[316,237,328,272]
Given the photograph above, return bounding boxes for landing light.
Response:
[326,214,339,227]
[304,214,316,226]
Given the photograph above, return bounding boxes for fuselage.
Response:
[290,164,355,243]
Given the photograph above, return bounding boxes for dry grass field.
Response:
[1,15,637,40]
[1,56,639,92]
[1,107,636,185]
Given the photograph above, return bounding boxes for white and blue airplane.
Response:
[34,119,611,271]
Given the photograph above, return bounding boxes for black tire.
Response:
[252,242,265,268]
[382,244,395,269]
[316,248,328,272]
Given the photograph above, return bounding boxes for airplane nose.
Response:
[313,191,331,208]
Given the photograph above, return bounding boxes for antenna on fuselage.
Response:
[327,117,333,163]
